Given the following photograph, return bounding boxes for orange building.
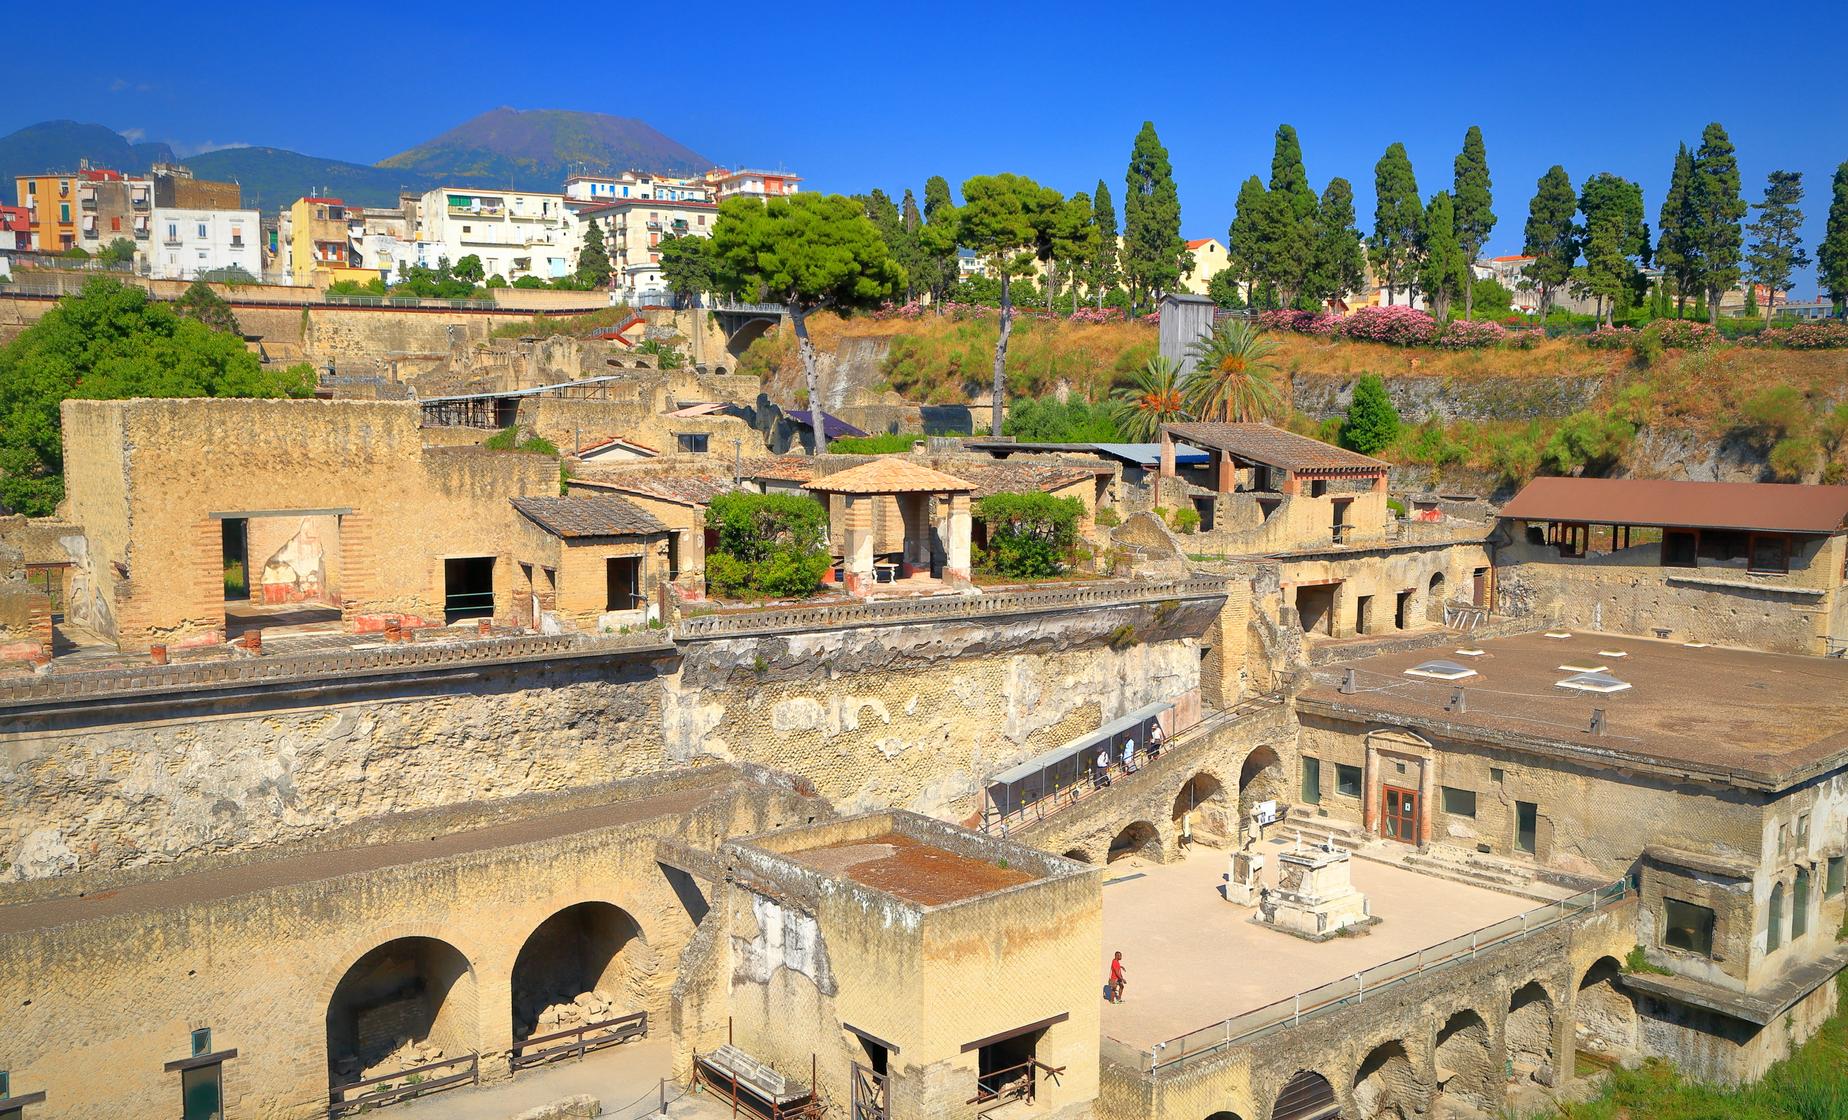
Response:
[15,174,80,251]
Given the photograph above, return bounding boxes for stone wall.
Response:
[1291,372,1606,424]
[0,768,820,1120]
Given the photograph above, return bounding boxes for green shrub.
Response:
[1094,507,1121,528]
[481,427,558,455]
[1340,375,1400,455]
[828,432,923,454]
[1542,410,1635,475]
[976,491,1082,578]
[704,492,830,600]
[1003,396,1120,442]
[1769,437,1818,481]
[1165,506,1201,533]
[1489,429,1542,486]
[1741,386,1811,445]
[1403,418,1467,467]
[1386,498,1406,518]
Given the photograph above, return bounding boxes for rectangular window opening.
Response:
[1335,763,1362,798]
[1441,786,1477,818]
[1663,897,1716,957]
[1826,856,1844,898]
[606,556,642,612]
[443,556,496,622]
[1515,800,1538,854]
[1300,757,1321,804]
[677,432,710,453]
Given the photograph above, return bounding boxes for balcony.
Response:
[448,206,504,218]
[79,196,97,211]
[134,228,149,240]
[131,196,150,210]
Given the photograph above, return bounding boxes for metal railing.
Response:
[1144,880,1629,1071]
[511,1010,646,1069]
[328,1051,478,1117]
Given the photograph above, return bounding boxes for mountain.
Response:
[377,107,711,190]
[0,121,172,204]
[183,147,430,212]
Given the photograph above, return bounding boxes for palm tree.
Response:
[1183,319,1283,423]
[1109,355,1191,441]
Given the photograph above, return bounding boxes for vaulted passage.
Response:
[1352,1040,1424,1120]
[326,936,477,1090]
[510,902,648,1043]
[1506,981,1556,1084]
[1272,1070,1339,1120]
[1574,956,1638,1067]
[1107,820,1162,864]
[1238,745,1286,828]
[1173,772,1230,839]
[1433,1009,1496,1116]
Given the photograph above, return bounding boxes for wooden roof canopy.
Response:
[1161,422,1388,477]
[1500,477,1848,535]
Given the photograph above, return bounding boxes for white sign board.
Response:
[1254,800,1280,826]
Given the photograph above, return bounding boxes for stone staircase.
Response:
[1379,843,1565,903]
[1279,808,1372,850]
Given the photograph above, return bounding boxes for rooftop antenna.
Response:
[1590,708,1606,735]
[1340,669,1356,694]
[1445,687,1467,714]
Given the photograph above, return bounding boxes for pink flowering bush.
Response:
[1647,319,1720,350]
[1337,305,1440,346]
[1434,319,1509,349]
[1258,309,1318,333]
[1748,321,1848,349]
[1584,325,1640,350]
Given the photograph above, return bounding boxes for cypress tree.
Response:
[1369,143,1421,305]
[1341,375,1400,455]
[1265,124,1316,305]
[1575,173,1649,326]
[919,176,959,309]
[1089,178,1120,309]
[1417,191,1467,320]
[1688,123,1747,325]
[898,188,925,302]
[1452,126,1495,319]
[1656,144,1698,316]
[575,217,611,288]
[1820,162,1848,314]
[1123,121,1185,311]
[1308,177,1366,307]
[1744,171,1810,321]
[1227,176,1268,310]
[1522,166,1578,318]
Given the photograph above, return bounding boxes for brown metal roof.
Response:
[1161,422,1388,473]
[512,495,668,538]
[1500,477,1848,535]
[803,459,975,495]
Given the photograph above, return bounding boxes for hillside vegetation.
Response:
[739,311,1848,484]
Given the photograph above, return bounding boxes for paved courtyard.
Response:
[1097,841,1546,1049]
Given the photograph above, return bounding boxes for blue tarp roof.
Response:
[786,410,869,439]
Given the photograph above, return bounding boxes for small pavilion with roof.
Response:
[803,460,975,595]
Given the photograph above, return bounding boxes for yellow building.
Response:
[287,196,375,287]
[15,174,80,251]
[1178,237,1228,296]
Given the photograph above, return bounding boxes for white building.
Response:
[414,188,580,282]
[144,208,261,280]
[575,197,718,304]
[564,171,712,204]
[702,168,801,202]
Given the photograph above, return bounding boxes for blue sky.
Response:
[18,0,1848,293]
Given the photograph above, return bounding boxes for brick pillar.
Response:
[185,517,225,648]
[945,493,971,583]
[1280,472,1303,497]
[1371,471,1389,494]
[1216,450,1236,493]
[338,512,375,628]
[1159,430,1176,478]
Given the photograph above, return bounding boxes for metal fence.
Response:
[1145,879,1629,1071]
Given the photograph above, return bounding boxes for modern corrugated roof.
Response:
[1162,423,1389,473]
[512,495,668,538]
[803,459,975,494]
[1500,477,1848,535]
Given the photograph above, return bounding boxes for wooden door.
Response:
[1382,786,1420,844]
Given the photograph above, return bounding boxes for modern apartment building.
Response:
[0,205,33,251]
[702,167,801,202]
[573,197,717,303]
[564,171,712,204]
[414,187,579,282]
[75,170,154,255]
[14,174,79,250]
[145,208,261,280]
[286,197,374,287]
[149,163,241,210]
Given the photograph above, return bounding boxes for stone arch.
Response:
[1505,981,1556,1084]
[1574,956,1637,1061]
[1352,1039,1424,1120]
[1062,848,1092,864]
[326,936,477,1089]
[1173,771,1232,839]
[1271,1069,1338,1120]
[1107,820,1162,864]
[1426,571,1447,622]
[1238,745,1286,826]
[725,316,779,357]
[510,902,652,1043]
[1769,880,1786,951]
[1206,1113,1248,1120]
[1433,1008,1496,1115]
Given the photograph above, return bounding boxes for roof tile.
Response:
[512,495,668,538]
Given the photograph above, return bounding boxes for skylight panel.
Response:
[1558,670,1632,694]
[1406,660,1478,681]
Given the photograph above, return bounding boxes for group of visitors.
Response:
[1091,720,1165,789]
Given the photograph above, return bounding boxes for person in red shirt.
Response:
[1108,951,1126,1003]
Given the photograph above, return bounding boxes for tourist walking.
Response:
[1108,951,1127,1002]
[1122,738,1137,774]
[1094,745,1112,788]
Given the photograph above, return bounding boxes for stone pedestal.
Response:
[1226,849,1265,906]
[1255,845,1373,940]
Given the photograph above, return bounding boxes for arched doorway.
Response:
[1272,1070,1338,1120]
[1574,957,1637,1063]
[1062,848,1092,864]
[326,936,476,1089]
[1505,981,1555,1084]
[1207,1112,1247,1120]
[1107,820,1161,864]
[1238,746,1286,831]
[1433,1009,1496,1115]
[510,903,650,1044]
[1173,772,1230,840]
[1353,1040,1423,1120]
[1425,572,1447,623]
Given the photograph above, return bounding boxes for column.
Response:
[945,493,972,583]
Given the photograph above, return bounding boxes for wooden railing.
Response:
[511,1010,647,1070]
[970,1059,1065,1109]
[327,1051,478,1117]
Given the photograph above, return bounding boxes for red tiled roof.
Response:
[1162,423,1388,473]
[1500,477,1848,535]
[804,459,975,494]
[1185,238,1217,250]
